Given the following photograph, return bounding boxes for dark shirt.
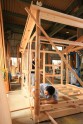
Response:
[31,60,35,73]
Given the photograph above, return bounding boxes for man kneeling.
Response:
[32,83,58,104]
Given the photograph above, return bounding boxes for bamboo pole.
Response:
[0,72,12,124]
[25,7,83,86]
[34,10,40,123]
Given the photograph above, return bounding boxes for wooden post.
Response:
[34,10,40,123]
[61,58,63,84]
[29,41,32,94]
[43,52,45,83]
[0,1,6,69]
[27,43,29,88]
[21,53,24,89]
[66,54,69,84]
[0,72,12,124]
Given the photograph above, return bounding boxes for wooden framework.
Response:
[19,5,83,123]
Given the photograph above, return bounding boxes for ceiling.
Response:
[1,0,83,57]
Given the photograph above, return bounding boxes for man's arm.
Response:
[40,98,58,104]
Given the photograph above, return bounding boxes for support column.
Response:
[66,54,69,84]
[43,52,45,83]
[61,58,63,84]
[34,11,40,123]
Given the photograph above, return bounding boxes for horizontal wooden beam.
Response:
[62,36,83,54]
[32,49,57,54]
[40,36,83,46]
[31,5,83,29]
[69,46,83,52]
[45,74,61,77]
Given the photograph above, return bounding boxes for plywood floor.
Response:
[8,90,83,124]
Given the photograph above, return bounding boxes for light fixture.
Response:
[66,31,69,34]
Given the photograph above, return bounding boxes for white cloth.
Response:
[31,73,35,86]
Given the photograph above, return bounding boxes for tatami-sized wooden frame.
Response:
[19,5,83,123]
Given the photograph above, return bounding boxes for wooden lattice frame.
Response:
[19,5,83,123]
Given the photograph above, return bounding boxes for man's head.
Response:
[44,86,55,96]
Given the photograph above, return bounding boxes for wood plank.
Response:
[25,7,83,86]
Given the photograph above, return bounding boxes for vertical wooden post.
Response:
[43,52,45,83]
[28,43,31,92]
[21,53,24,89]
[34,10,40,123]
[66,54,69,84]
[61,58,63,84]
[0,1,6,68]
[27,43,29,88]
[17,44,20,71]
[0,72,12,124]
[29,41,32,94]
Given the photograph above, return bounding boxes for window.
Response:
[52,60,61,69]
[52,46,62,51]
[11,57,17,66]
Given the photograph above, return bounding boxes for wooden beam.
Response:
[0,1,6,69]
[43,52,45,83]
[61,58,63,84]
[40,36,83,46]
[45,74,61,77]
[30,5,83,29]
[39,107,80,122]
[34,10,40,123]
[45,112,58,124]
[25,7,83,86]
[29,32,36,43]
[19,9,37,53]
[66,54,69,84]
[62,36,83,54]
[67,46,83,53]
[32,49,57,54]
